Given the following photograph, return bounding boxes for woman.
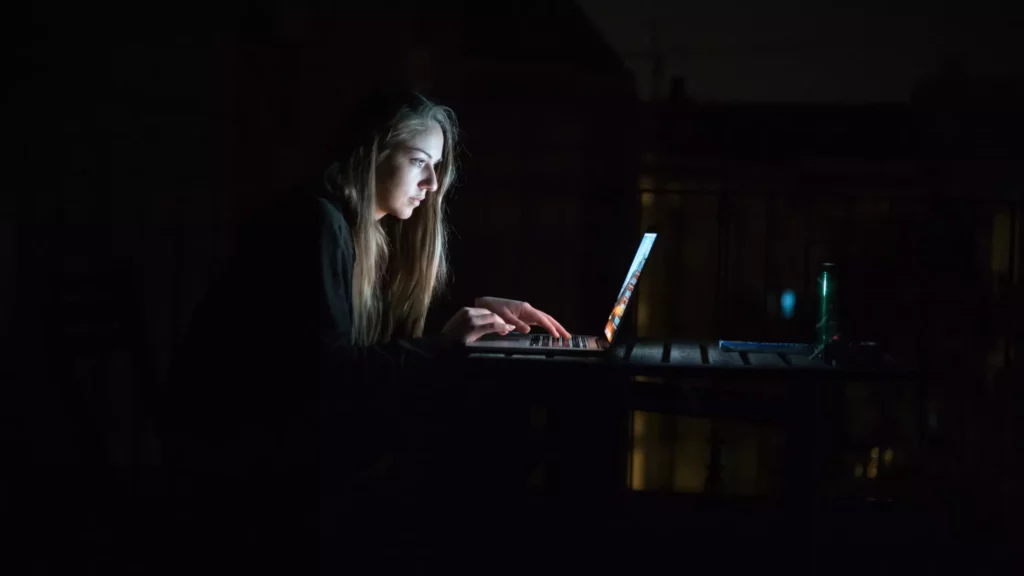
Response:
[161,89,569,572]
[314,87,569,349]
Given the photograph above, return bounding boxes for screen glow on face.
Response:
[603,233,657,343]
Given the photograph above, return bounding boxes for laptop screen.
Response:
[603,232,657,343]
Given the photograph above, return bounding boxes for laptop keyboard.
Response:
[529,335,589,349]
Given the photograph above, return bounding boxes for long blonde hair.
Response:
[324,90,458,345]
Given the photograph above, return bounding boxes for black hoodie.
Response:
[157,182,454,573]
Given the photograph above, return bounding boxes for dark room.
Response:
[8,0,1022,573]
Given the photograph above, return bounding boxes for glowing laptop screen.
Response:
[603,232,657,343]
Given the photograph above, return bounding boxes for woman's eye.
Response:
[412,159,427,168]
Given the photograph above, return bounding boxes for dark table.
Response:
[446,339,926,570]
[397,338,929,565]
[461,339,916,430]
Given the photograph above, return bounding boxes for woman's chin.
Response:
[383,202,418,220]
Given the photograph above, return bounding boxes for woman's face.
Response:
[375,121,444,220]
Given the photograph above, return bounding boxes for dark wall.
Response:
[437,1,640,332]
[636,95,1019,350]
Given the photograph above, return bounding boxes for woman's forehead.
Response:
[402,122,444,157]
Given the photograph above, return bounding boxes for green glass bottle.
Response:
[816,262,839,348]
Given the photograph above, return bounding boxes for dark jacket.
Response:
[157,184,452,573]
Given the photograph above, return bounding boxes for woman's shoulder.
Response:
[310,190,357,253]
[313,193,351,230]
[257,182,352,229]
[227,184,353,265]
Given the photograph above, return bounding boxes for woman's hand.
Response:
[441,307,517,345]
[474,297,571,338]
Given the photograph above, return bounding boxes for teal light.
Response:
[781,289,796,319]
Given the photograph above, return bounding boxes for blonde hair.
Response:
[324,91,458,345]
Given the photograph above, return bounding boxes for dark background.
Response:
[8,0,1022,572]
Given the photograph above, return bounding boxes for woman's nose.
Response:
[420,170,438,192]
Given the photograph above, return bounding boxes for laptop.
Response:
[466,231,657,356]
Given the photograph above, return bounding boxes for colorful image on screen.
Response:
[603,233,657,343]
